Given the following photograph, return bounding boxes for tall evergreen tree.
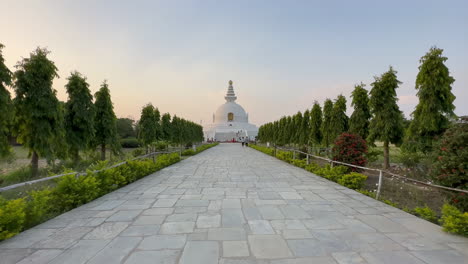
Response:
[292,112,303,145]
[0,43,13,158]
[94,81,120,160]
[13,47,62,176]
[300,109,310,146]
[349,83,371,139]
[406,47,456,152]
[154,107,162,140]
[330,94,348,141]
[64,71,95,162]
[321,99,334,147]
[161,113,172,141]
[310,101,323,147]
[368,66,404,169]
[138,103,158,153]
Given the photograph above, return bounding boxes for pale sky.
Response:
[1,0,467,126]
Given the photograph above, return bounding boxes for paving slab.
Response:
[0,143,467,263]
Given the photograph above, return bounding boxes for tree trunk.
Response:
[73,151,80,165]
[31,151,39,177]
[383,140,390,170]
[101,144,106,160]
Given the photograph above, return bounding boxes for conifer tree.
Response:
[13,48,62,176]
[161,113,172,141]
[64,71,95,162]
[154,107,162,141]
[292,112,303,145]
[321,99,334,147]
[300,109,310,146]
[0,43,13,158]
[368,66,404,169]
[138,103,158,153]
[94,81,120,160]
[406,47,456,152]
[349,83,371,140]
[330,95,348,141]
[310,101,323,147]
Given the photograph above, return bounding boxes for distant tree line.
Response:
[0,45,203,176]
[258,47,457,170]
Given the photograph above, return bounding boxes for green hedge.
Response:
[182,143,218,156]
[120,137,140,148]
[0,153,180,241]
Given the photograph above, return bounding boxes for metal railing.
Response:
[0,150,181,193]
[272,145,468,198]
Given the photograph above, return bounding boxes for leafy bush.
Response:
[357,189,377,199]
[440,203,468,236]
[431,123,468,189]
[250,144,275,156]
[413,205,438,223]
[305,162,320,173]
[366,147,383,163]
[120,137,140,148]
[276,150,293,163]
[0,198,26,240]
[25,189,55,228]
[332,133,368,170]
[181,143,218,156]
[131,148,145,157]
[399,151,424,168]
[182,149,195,156]
[314,165,349,182]
[291,159,307,168]
[54,174,100,212]
[338,172,367,190]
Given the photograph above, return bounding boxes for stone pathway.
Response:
[1,143,468,264]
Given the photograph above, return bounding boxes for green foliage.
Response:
[338,172,367,190]
[116,118,136,139]
[332,133,368,169]
[430,123,467,189]
[54,174,100,212]
[300,110,310,146]
[0,43,13,158]
[406,47,456,153]
[349,83,370,140]
[366,148,383,163]
[413,205,438,223]
[0,197,26,240]
[181,143,218,156]
[398,150,424,168]
[368,66,404,169]
[356,189,377,199]
[120,137,140,148]
[291,159,307,168]
[314,165,349,182]
[13,47,63,174]
[440,203,468,236]
[310,102,322,146]
[161,113,172,141]
[94,81,120,159]
[25,189,55,228]
[169,115,203,145]
[249,144,275,156]
[64,71,95,160]
[321,99,334,147]
[330,95,348,141]
[138,103,160,151]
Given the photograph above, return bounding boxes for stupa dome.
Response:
[214,101,248,123]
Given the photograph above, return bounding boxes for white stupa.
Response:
[204,81,258,142]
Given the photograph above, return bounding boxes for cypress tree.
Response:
[94,81,120,160]
[138,103,158,153]
[0,43,13,158]
[310,101,323,147]
[321,99,334,147]
[368,66,404,169]
[330,95,348,141]
[154,107,162,141]
[349,83,371,140]
[13,47,62,176]
[161,113,172,142]
[64,71,95,162]
[293,112,303,145]
[406,47,456,152]
[300,109,310,146]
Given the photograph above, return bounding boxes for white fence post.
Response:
[330,161,334,168]
[293,150,296,160]
[376,170,383,199]
[306,154,309,165]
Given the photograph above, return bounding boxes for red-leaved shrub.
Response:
[332,133,368,170]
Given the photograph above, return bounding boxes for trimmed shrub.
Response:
[0,198,26,240]
[338,172,367,190]
[332,133,368,169]
[431,123,468,190]
[25,189,55,228]
[440,203,468,236]
[250,144,275,156]
[413,205,438,223]
[120,137,140,148]
[53,174,100,212]
[314,165,349,182]
[291,159,307,168]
